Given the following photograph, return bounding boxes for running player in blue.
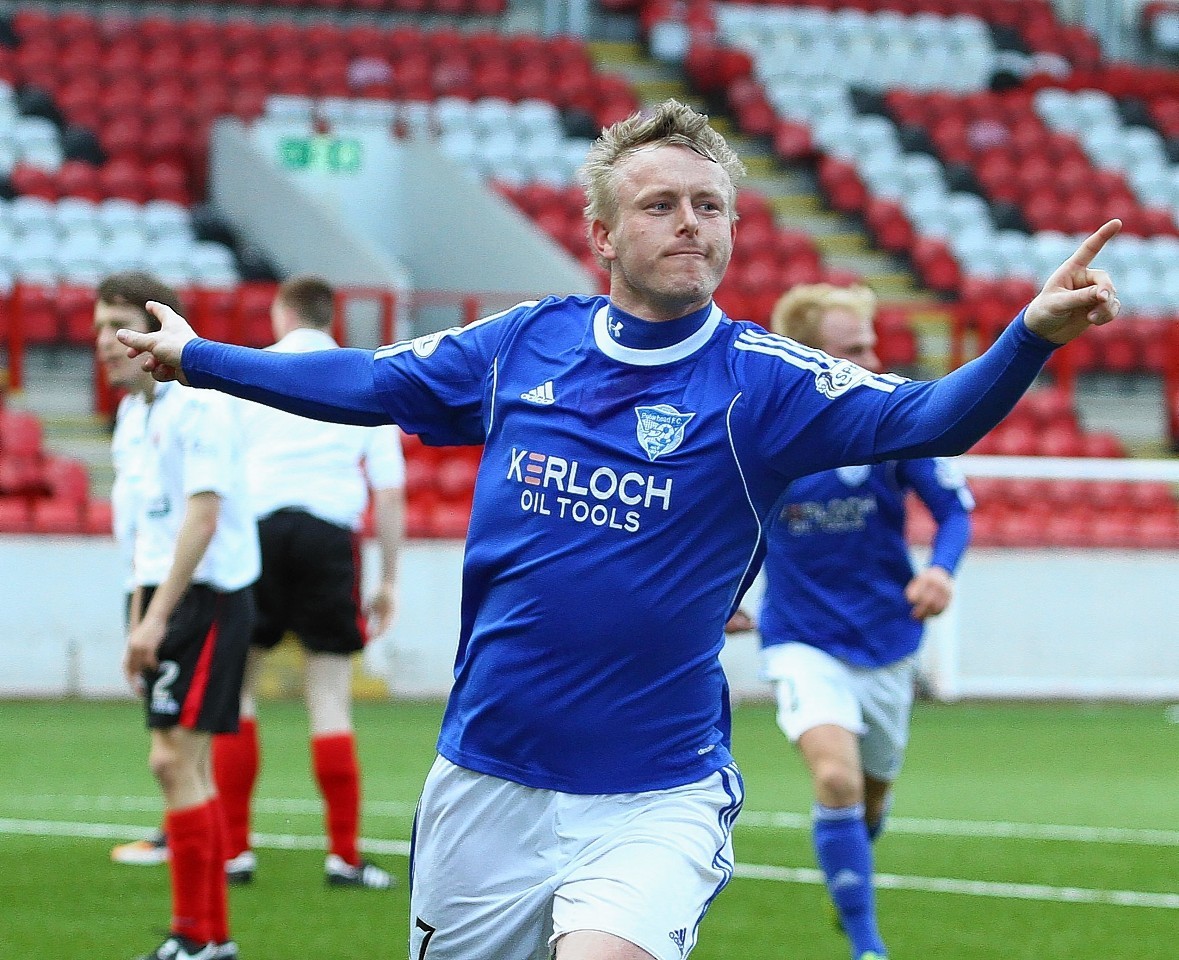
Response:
[758,282,974,960]
[118,100,1122,960]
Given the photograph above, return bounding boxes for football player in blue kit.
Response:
[118,100,1122,960]
[760,282,974,960]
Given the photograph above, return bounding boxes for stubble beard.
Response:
[619,256,724,320]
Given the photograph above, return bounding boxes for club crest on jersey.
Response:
[814,359,873,399]
[836,464,871,487]
[635,404,695,461]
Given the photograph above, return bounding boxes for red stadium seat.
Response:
[0,455,45,496]
[1132,512,1179,549]
[98,159,150,204]
[1079,432,1126,458]
[1036,423,1084,458]
[1041,509,1088,547]
[0,498,33,533]
[430,501,472,539]
[56,161,103,202]
[42,456,90,505]
[0,410,44,458]
[32,496,87,534]
[84,498,114,536]
[436,456,479,500]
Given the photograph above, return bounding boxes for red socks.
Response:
[312,732,360,865]
[206,798,230,944]
[212,722,363,869]
[165,802,216,943]
[212,717,259,858]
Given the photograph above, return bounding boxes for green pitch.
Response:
[1,699,1175,959]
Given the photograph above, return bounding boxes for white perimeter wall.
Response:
[0,536,1176,702]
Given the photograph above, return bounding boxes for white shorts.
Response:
[761,642,916,782]
[409,756,744,960]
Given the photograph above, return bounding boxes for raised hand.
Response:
[1024,219,1122,344]
[115,300,199,384]
[904,566,954,621]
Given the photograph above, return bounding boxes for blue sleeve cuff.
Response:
[1011,307,1059,356]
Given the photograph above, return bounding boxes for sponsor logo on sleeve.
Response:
[814,359,874,399]
[409,328,458,358]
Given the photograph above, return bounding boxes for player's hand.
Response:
[905,566,954,620]
[115,300,197,385]
[1023,219,1122,344]
[724,609,756,634]
[365,582,397,638]
[123,613,166,690]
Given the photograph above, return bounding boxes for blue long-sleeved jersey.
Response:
[183,297,1050,793]
[758,458,973,668]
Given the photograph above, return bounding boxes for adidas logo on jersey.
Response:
[521,381,555,405]
[668,928,687,955]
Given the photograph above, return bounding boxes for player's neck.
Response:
[604,301,713,351]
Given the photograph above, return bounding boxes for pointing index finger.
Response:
[145,300,174,323]
[1067,218,1121,272]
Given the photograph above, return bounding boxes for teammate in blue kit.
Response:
[118,100,1122,960]
[760,283,974,960]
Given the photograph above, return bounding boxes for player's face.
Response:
[592,143,735,321]
[817,307,881,373]
[94,301,153,391]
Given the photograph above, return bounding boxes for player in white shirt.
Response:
[212,276,404,890]
[96,272,259,960]
[101,302,173,870]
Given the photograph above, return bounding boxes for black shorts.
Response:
[141,583,255,733]
[253,509,367,655]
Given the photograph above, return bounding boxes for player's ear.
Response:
[590,218,616,262]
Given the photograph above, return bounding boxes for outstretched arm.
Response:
[871,220,1122,461]
[116,301,390,425]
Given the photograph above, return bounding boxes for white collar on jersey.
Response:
[592,302,722,367]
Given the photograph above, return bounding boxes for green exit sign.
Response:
[279,136,363,173]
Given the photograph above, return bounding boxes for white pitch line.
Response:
[1,817,1175,911]
[9,796,1179,848]
[737,810,1179,847]
[0,818,414,856]
[734,863,1179,910]
[4,794,418,817]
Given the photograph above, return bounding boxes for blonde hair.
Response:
[578,99,746,234]
[770,283,877,348]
